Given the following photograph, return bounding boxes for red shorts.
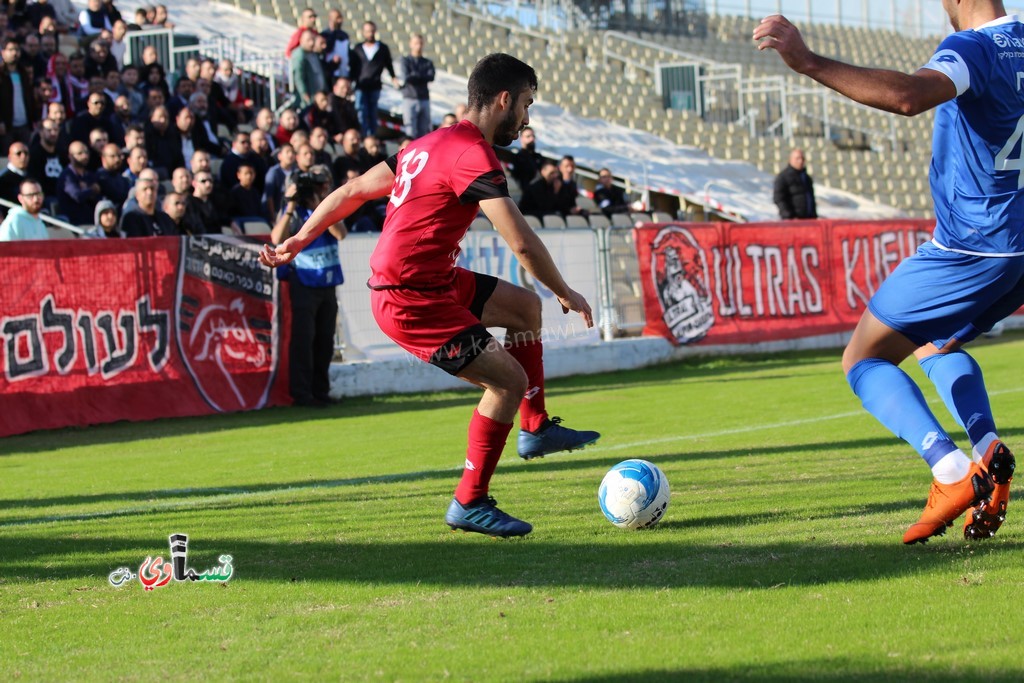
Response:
[370,267,498,375]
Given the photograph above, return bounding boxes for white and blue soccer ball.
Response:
[598,459,670,529]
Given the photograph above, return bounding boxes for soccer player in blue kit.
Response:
[755,1,1022,544]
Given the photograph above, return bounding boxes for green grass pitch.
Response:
[3,334,1024,681]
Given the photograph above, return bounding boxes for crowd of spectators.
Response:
[0,1,636,241]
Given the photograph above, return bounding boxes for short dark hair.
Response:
[467,53,536,111]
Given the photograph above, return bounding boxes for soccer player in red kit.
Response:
[260,53,600,537]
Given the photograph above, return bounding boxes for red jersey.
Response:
[369,120,509,289]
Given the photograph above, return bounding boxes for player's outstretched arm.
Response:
[753,14,956,116]
[480,196,594,328]
[259,161,395,268]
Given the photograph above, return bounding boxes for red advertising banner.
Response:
[636,219,950,345]
[0,236,290,438]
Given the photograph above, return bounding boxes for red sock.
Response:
[506,338,547,433]
[454,409,513,505]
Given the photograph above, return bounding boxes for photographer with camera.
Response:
[272,164,346,407]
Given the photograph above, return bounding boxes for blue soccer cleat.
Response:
[517,416,600,460]
[445,496,533,537]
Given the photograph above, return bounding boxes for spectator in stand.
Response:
[39,33,58,66]
[399,33,434,140]
[85,198,121,238]
[1,38,35,148]
[454,102,467,121]
[556,155,584,216]
[359,135,386,170]
[152,4,173,29]
[21,35,47,78]
[518,159,562,220]
[167,76,194,119]
[321,8,349,85]
[128,7,149,30]
[509,125,541,189]
[28,118,63,199]
[220,131,266,196]
[123,144,148,186]
[145,105,178,175]
[773,147,816,220]
[198,58,232,131]
[214,59,246,126]
[163,191,187,233]
[183,169,224,235]
[95,142,130,206]
[250,128,273,166]
[0,142,31,210]
[140,85,166,122]
[108,94,132,145]
[327,76,358,142]
[46,52,74,117]
[439,112,456,128]
[264,143,296,218]
[0,179,47,241]
[285,8,318,58]
[288,129,309,150]
[122,122,145,153]
[109,20,128,69]
[349,21,397,138]
[84,39,116,79]
[254,107,278,152]
[141,61,170,104]
[188,92,225,157]
[274,107,303,147]
[24,0,68,35]
[101,0,122,24]
[593,167,630,217]
[294,142,315,175]
[66,53,92,113]
[290,29,326,110]
[171,167,192,196]
[227,162,268,226]
[56,140,101,225]
[121,171,176,236]
[119,65,143,116]
[86,127,109,171]
[190,149,212,178]
[309,126,332,166]
[270,164,343,406]
[78,0,113,38]
[173,106,206,171]
[306,90,332,131]
[331,127,362,182]
[30,77,55,126]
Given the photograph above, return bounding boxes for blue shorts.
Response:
[869,241,1024,347]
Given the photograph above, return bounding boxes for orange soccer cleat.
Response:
[964,441,1015,541]
[903,462,994,545]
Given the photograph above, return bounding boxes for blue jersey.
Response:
[922,15,1024,256]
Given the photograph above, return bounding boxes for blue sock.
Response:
[918,351,996,447]
[846,358,957,467]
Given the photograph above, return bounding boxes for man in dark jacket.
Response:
[1,39,36,149]
[399,34,435,139]
[773,148,817,220]
[349,21,398,137]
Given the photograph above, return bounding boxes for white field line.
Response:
[3,386,1022,528]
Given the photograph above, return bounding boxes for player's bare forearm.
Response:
[754,14,955,116]
[294,162,394,247]
[260,161,394,268]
